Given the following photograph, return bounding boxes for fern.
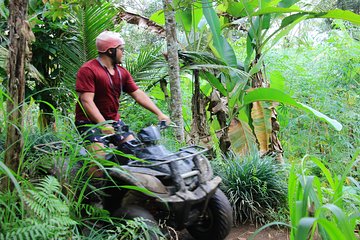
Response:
[1,176,76,240]
[75,203,110,218]
[3,221,48,240]
[111,217,165,240]
[25,176,69,220]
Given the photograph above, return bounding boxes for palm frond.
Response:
[59,0,118,88]
[125,45,167,89]
[179,51,247,78]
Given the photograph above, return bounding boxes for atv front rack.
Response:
[127,145,208,167]
[127,145,213,192]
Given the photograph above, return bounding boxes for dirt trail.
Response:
[178,224,289,240]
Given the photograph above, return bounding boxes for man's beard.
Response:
[112,57,121,65]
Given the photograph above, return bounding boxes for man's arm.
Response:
[128,89,170,123]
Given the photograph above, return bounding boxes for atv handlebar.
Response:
[159,120,167,129]
[127,145,208,167]
[159,120,178,129]
[100,121,173,141]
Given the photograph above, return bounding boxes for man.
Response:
[75,31,170,177]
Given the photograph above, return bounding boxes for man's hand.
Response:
[101,124,115,134]
[158,113,171,126]
[129,90,171,126]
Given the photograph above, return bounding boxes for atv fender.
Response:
[108,168,168,195]
[132,172,168,194]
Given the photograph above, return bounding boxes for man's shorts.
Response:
[75,120,131,145]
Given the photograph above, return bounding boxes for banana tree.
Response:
[197,0,360,160]
[150,0,359,159]
[150,0,249,150]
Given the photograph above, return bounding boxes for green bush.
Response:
[267,27,360,175]
[286,153,359,240]
[0,176,76,240]
[214,152,288,226]
[251,152,360,240]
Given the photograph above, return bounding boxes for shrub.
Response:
[0,176,76,240]
[215,152,288,226]
[286,153,360,240]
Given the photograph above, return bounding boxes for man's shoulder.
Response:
[116,64,127,71]
[116,65,131,76]
[81,59,99,69]
[77,59,102,79]
[78,59,102,75]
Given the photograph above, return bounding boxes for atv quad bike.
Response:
[99,122,233,240]
[35,122,233,240]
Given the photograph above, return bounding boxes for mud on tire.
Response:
[187,189,233,240]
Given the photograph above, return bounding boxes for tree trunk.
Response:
[1,0,29,191]
[209,90,230,153]
[189,70,210,146]
[162,0,184,142]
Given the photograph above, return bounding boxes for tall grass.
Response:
[214,152,288,226]
[250,150,360,240]
[0,91,165,239]
[288,151,360,240]
[267,26,360,174]
[0,87,8,156]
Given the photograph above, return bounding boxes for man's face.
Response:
[115,45,125,64]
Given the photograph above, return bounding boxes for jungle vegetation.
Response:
[0,0,359,239]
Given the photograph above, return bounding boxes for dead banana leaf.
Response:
[228,118,257,156]
[251,101,272,155]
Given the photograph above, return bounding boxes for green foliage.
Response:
[2,1,360,239]
[59,0,118,88]
[0,176,76,240]
[249,151,360,240]
[190,0,351,156]
[267,26,360,168]
[119,46,169,132]
[287,153,360,240]
[242,88,342,131]
[125,45,167,90]
[26,0,74,121]
[0,108,165,239]
[120,21,165,54]
[214,152,287,226]
[0,46,6,78]
[201,0,249,116]
[110,217,165,240]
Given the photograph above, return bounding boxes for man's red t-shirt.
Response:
[75,59,139,122]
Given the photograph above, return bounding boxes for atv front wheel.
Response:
[187,189,233,240]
